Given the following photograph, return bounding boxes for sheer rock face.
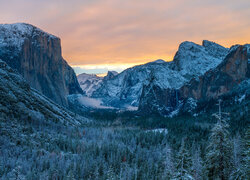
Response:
[0,23,82,106]
[138,46,249,115]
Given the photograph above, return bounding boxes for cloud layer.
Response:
[0,0,249,73]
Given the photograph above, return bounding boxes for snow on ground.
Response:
[146,128,168,134]
[238,94,246,103]
[123,105,138,111]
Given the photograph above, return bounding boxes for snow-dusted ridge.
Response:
[0,23,57,51]
[0,59,86,125]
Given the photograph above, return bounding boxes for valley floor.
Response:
[0,106,249,179]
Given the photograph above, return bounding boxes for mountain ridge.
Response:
[81,40,229,109]
[75,40,249,116]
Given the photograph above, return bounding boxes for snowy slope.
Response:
[0,59,85,125]
[91,40,228,108]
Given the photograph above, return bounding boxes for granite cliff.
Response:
[0,23,82,106]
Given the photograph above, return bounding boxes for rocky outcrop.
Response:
[0,59,83,125]
[103,71,118,80]
[138,45,249,116]
[0,23,82,106]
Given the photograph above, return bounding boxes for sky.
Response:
[0,0,250,75]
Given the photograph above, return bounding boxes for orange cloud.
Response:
[0,0,249,73]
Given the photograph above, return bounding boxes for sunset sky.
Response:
[0,0,250,75]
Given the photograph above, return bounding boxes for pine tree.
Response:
[206,100,232,180]
[191,146,203,180]
[106,166,116,180]
[66,170,76,180]
[243,127,250,179]
[175,138,193,179]
[229,134,244,179]
[233,127,250,179]
[164,143,175,179]
[7,165,25,180]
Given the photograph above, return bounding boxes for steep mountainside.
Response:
[138,45,249,116]
[91,40,228,108]
[0,23,82,106]
[0,59,84,125]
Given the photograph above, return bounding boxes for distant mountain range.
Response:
[76,40,249,116]
[0,23,249,117]
[77,71,118,97]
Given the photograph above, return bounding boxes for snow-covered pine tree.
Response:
[234,127,250,179]
[229,134,244,179]
[243,127,250,179]
[206,100,232,180]
[191,146,203,180]
[174,138,193,179]
[164,143,175,179]
[7,165,25,180]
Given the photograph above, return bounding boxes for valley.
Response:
[0,22,249,179]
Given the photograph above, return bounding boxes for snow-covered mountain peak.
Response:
[1,23,33,35]
[173,40,228,77]
[78,73,102,82]
[104,71,118,80]
[1,23,57,37]
[152,59,166,64]
[202,40,229,58]
[0,23,57,51]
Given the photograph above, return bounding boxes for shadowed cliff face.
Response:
[0,59,83,125]
[0,23,83,106]
[138,46,249,115]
